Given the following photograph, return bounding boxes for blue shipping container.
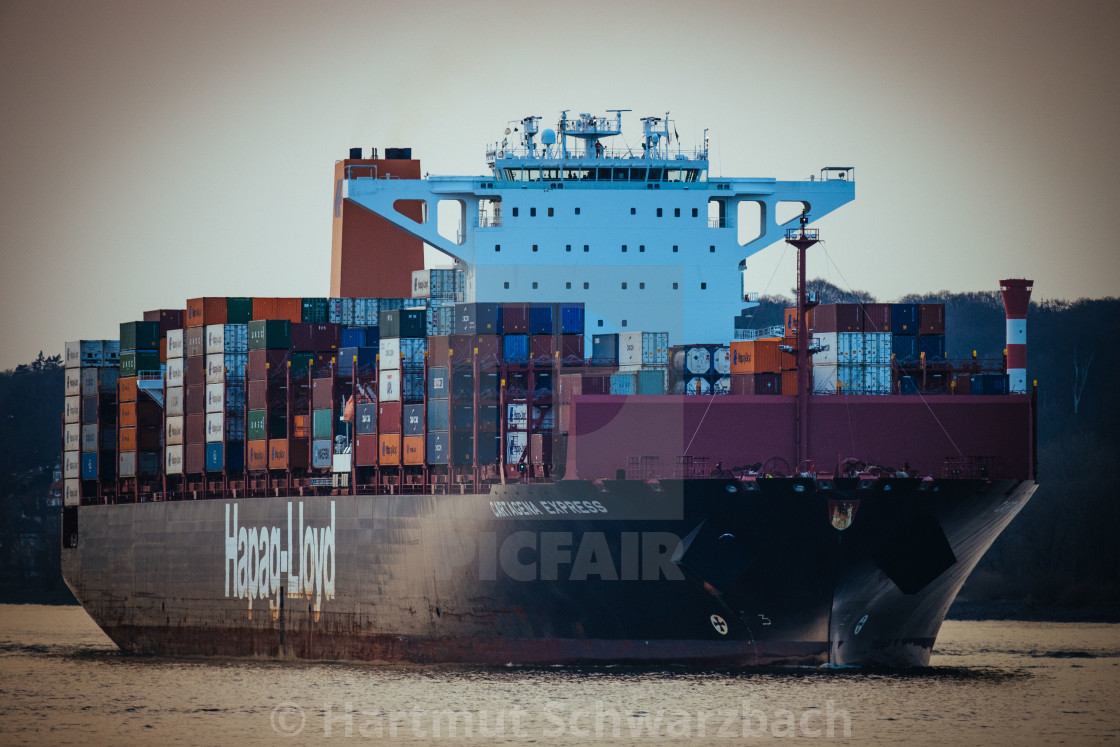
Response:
[338,346,378,378]
[557,303,585,334]
[609,373,636,395]
[918,334,946,359]
[403,371,425,403]
[400,338,427,371]
[891,304,919,334]
[529,303,554,335]
[428,366,449,399]
[341,327,368,348]
[356,403,377,435]
[591,334,619,365]
[427,399,449,431]
[206,441,245,472]
[502,334,530,363]
[403,404,424,436]
[892,335,918,362]
[81,452,98,480]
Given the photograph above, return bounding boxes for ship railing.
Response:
[734,325,785,341]
[708,217,726,228]
[487,145,708,162]
[942,455,1003,479]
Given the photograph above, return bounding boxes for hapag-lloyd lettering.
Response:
[225,501,336,618]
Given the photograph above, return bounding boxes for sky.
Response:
[2,0,1118,370]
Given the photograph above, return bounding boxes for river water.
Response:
[0,604,1117,745]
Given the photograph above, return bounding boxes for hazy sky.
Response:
[2,0,1118,369]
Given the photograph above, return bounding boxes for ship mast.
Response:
[785,212,819,472]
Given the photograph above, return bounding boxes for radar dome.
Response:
[541,128,557,145]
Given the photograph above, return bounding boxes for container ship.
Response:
[61,111,1037,667]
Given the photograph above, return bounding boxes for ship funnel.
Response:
[999,278,1033,394]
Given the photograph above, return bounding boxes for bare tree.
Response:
[1073,350,1094,415]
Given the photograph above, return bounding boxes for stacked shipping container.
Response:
[63,340,120,504]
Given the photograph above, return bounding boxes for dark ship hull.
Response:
[61,475,1034,667]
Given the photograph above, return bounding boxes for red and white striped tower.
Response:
[999,278,1034,394]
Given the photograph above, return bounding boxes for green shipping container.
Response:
[118,350,160,378]
[301,298,329,323]
[247,409,287,440]
[637,368,667,395]
[289,351,317,377]
[248,319,291,350]
[312,408,333,439]
[119,321,161,352]
[226,297,253,324]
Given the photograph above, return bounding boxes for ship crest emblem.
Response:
[710,614,728,635]
[828,500,859,531]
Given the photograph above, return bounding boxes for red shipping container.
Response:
[185,413,206,444]
[119,400,161,428]
[402,435,424,465]
[812,304,862,333]
[269,439,308,471]
[782,370,800,395]
[428,335,451,368]
[185,385,205,415]
[355,434,379,466]
[118,376,138,403]
[252,298,302,323]
[530,433,552,465]
[476,335,501,370]
[248,349,290,380]
[312,377,334,409]
[558,334,584,366]
[919,304,945,334]
[862,303,892,333]
[557,403,570,433]
[119,425,160,452]
[186,443,207,474]
[502,303,531,334]
[184,326,205,357]
[290,323,341,352]
[730,372,782,395]
[247,440,269,470]
[730,339,782,374]
[529,335,553,366]
[450,334,474,368]
[557,373,582,405]
[185,357,206,388]
[378,401,402,433]
[953,373,971,394]
[186,297,227,328]
[143,309,185,335]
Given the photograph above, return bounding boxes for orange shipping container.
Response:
[402,435,424,465]
[119,376,138,403]
[292,414,310,439]
[119,401,136,428]
[379,434,401,465]
[247,440,269,470]
[252,297,301,323]
[186,297,228,328]
[784,307,816,337]
[268,439,309,471]
[729,339,782,374]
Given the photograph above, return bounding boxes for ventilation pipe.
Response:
[999,279,1033,394]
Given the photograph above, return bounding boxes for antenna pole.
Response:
[785,213,819,471]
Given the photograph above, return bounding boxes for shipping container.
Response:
[557,303,585,334]
[79,451,98,480]
[119,351,160,378]
[425,300,456,336]
[247,319,291,350]
[329,297,352,325]
[451,369,474,400]
[557,334,584,366]
[502,303,530,334]
[292,413,310,439]
[676,375,712,395]
[290,323,341,352]
[379,369,400,401]
[402,435,424,465]
[268,439,308,471]
[301,298,330,324]
[337,346,377,379]
[184,327,205,358]
[184,385,205,415]
[427,399,449,431]
[474,335,502,370]
[312,408,333,439]
[713,347,731,375]
[528,303,554,335]
[609,373,636,395]
[892,335,918,363]
[340,326,369,348]
[503,334,530,364]
[64,396,81,424]
[165,445,183,475]
[864,332,893,365]
[379,434,401,465]
[618,331,669,367]
[78,396,97,423]
[378,337,401,371]
[119,321,161,352]
[206,441,245,472]
[63,479,80,506]
[119,399,161,428]
[528,335,553,366]
[399,337,427,370]
[185,413,206,444]
[354,434,378,466]
[891,303,919,334]
[782,370,800,395]
[65,340,104,368]
[246,409,287,440]
[863,365,892,395]
[144,308,185,335]
[311,439,332,469]
[970,373,1009,395]
[165,358,184,388]
[426,431,449,465]
[455,302,501,335]
[64,368,82,397]
[590,334,619,366]
[251,297,301,323]
[862,303,892,333]
[919,304,946,334]
[402,404,424,436]
[206,411,247,442]
[118,376,137,403]
[205,323,249,354]
[120,450,160,478]
[918,334,946,359]
[186,297,228,328]
[166,415,184,445]
[730,339,781,374]
[355,403,376,435]
[119,425,160,452]
[352,298,379,327]
[81,424,99,452]
[246,440,269,471]
[205,382,245,413]
[63,450,81,479]
[311,377,333,410]
[953,373,971,394]
[812,304,863,333]
[378,401,402,433]
[427,366,449,399]
[730,372,782,395]
[380,308,427,338]
[205,353,248,384]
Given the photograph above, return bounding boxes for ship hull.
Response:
[62,477,1033,667]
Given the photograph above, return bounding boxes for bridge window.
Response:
[639,245,645,252]
[672,245,678,253]
[613,169,628,181]
[673,282,678,290]
[701,282,707,290]
[657,208,663,217]
[532,244,538,252]
[512,208,519,217]
[548,207,554,217]
[566,282,571,289]
[630,168,646,181]
[621,282,627,289]
[621,245,627,253]
[584,282,589,289]
[495,244,500,252]
[630,207,636,215]
[530,207,536,217]
[583,245,589,252]
[710,245,715,253]
[504,282,509,289]
[692,208,698,218]
[621,319,628,327]
[639,282,645,289]
[575,207,581,215]
[566,244,571,252]
[532,282,538,289]
[674,208,680,217]
[648,168,662,181]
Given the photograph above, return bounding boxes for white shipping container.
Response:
[165,386,184,416]
[815,332,838,365]
[205,323,248,354]
[165,445,184,475]
[379,338,401,370]
[505,431,527,463]
[864,332,892,365]
[411,269,432,298]
[353,298,378,326]
[165,358,184,387]
[64,368,82,397]
[63,450,81,479]
[379,369,400,401]
[506,403,528,430]
[166,415,185,445]
[685,347,712,375]
[81,424,99,452]
[863,364,892,394]
[205,353,247,384]
[64,479,81,507]
[64,423,82,451]
[65,340,103,368]
[813,363,839,394]
[64,396,81,423]
[205,383,226,413]
[166,329,184,359]
[205,412,225,442]
[118,452,136,478]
